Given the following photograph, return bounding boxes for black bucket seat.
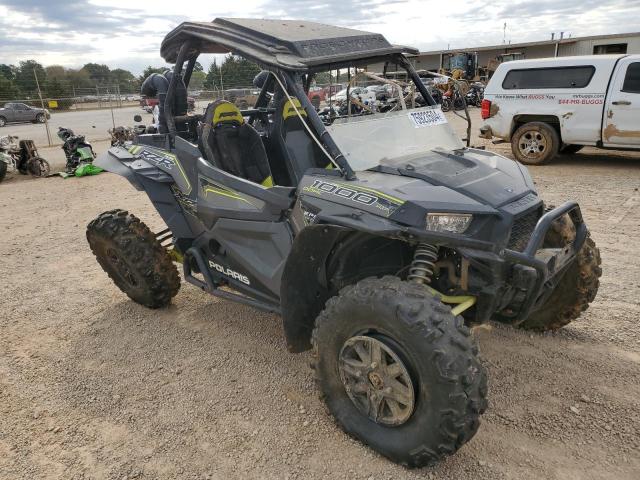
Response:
[199,100,274,187]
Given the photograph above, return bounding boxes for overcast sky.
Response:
[1,0,639,74]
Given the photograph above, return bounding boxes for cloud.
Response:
[0,0,638,74]
[253,0,409,26]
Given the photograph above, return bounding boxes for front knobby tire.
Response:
[86,209,180,308]
[518,214,601,331]
[0,161,7,182]
[311,276,487,468]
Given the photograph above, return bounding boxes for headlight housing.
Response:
[426,213,472,233]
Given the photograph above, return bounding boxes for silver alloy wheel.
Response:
[0,117,5,127]
[338,335,415,426]
[518,129,547,159]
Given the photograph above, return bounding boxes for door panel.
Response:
[4,104,16,122]
[603,59,640,147]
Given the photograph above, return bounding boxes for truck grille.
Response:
[507,208,542,252]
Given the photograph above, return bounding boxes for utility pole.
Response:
[107,88,116,129]
[33,68,52,146]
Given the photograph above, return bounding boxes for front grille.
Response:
[507,208,542,252]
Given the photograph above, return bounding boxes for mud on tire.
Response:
[86,209,180,308]
[311,276,487,468]
[518,214,601,331]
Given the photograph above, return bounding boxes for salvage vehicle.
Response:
[57,127,96,174]
[0,102,50,127]
[86,18,601,467]
[0,135,50,182]
[480,54,640,164]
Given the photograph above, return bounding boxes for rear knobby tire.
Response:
[311,276,487,468]
[511,122,560,165]
[86,209,180,308]
[518,214,601,331]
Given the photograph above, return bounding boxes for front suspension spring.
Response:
[408,243,439,284]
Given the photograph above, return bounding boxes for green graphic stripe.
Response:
[202,186,258,208]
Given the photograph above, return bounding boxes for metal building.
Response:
[369,32,640,80]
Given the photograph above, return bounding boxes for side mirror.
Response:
[133,115,142,122]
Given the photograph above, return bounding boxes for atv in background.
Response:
[87,18,601,468]
[57,127,96,174]
[0,135,50,182]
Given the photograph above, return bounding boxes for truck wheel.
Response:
[0,116,6,127]
[559,144,584,155]
[518,214,601,331]
[0,161,7,182]
[511,122,560,165]
[312,276,487,468]
[86,209,180,308]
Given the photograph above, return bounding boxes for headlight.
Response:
[426,213,472,233]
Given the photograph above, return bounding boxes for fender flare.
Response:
[280,225,347,353]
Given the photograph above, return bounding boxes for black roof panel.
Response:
[161,18,417,71]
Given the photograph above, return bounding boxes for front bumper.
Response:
[471,201,587,323]
[479,125,493,139]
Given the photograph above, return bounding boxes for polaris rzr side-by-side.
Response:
[86,18,601,467]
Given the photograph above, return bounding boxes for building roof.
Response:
[161,18,418,70]
[418,31,640,56]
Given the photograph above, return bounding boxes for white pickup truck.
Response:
[479,54,640,164]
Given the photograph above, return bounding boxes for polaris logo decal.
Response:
[208,260,251,285]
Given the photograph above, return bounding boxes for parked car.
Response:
[307,86,326,108]
[0,103,50,127]
[480,54,640,164]
[331,86,376,104]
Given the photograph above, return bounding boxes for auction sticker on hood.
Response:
[408,109,447,128]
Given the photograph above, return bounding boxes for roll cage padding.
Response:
[199,100,273,186]
[140,71,189,134]
[140,73,169,133]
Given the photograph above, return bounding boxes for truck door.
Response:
[603,58,640,147]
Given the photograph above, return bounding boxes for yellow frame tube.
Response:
[426,286,477,316]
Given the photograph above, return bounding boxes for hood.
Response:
[378,148,536,209]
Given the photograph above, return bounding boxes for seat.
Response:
[199,100,274,187]
[271,90,332,186]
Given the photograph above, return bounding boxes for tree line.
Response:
[0,55,264,102]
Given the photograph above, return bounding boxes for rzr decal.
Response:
[128,145,192,194]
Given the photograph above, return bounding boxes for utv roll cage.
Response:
[157,18,440,179]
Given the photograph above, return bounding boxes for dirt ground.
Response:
[1,110,639,480]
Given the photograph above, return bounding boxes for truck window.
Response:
[502,66,595,90]
[622,62,640,93]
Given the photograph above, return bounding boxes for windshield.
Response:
[314,68,464,171]
[327,106,464,171]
